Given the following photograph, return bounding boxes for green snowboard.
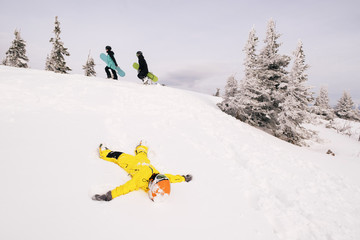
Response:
[133,62,158,82]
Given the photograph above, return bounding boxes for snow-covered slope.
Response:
[1,66,359,240]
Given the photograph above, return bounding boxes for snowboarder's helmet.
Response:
[136,51,143,56]
[148,174,170,202]
[106,46,112,51]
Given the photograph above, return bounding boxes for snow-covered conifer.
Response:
[312,87,334,120]
[47,16,71,73]
[353,104,360,122]
[277,84,310,145]
[45,54,52,71]
[242,27,258,85]
[314,87,330,108]
[335,91,356,120]
[83,52,96,77]
[276,41,313,144]
[224,74,238,98]
[276,95,302,144]
[236,27,267,125]
[2,30,29,68]
[213,88,220,97]
[217,75,239,117]
[288,41,313,116]
[256,19,290,129]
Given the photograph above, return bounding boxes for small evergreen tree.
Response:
[218,28,260,119]
[335,91,356,120]
[288,41,313,116]
[312,87,334,120]
[256,19,290,131]
[276,41,313,145]
[353,104,360,122]
[2,30,29,68]
[236,27,268,125]
[217,75,239,117]
[276,94,302,144]
[45,54,53,71]
[224,75,238,98]
[83,52,96,77]
[47,16,71,73]
[242,27,259,86]
[314,87,331,108]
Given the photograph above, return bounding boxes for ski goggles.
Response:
[149,174,168,185]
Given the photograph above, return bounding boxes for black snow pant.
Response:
[137,70,148,80]
[105,66,118,80]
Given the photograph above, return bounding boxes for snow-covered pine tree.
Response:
[47,16,71,73]
[353,104,360,122]
[312,87,334,120]
[45,54,53,71]
[335,91,356,120]
[83,52,96,77]
[2,30,29,68]
[236,27,268,125]
[256,19,290,131]
[276,92,302,144]
[242,27,258,87]
[213,88,220,97]
[224,74,238,97]
[217,75,239,117]
[314,87,330,108]
[288,41,313,117]
[276,41,313,145]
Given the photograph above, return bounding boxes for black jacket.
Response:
[108,50,118,67]
[138,55,148,73]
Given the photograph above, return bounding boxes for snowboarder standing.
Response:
[136,51,149,83]
[92,141,192,202]
[105,46,118,80]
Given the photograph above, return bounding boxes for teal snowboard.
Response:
[132,62,158,82]
[100,53,125,77]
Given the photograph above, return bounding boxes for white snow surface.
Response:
[1,66,360,240]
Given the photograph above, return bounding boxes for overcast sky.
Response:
[1,0,359,105]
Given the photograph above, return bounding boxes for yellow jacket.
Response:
[99,145,185,199]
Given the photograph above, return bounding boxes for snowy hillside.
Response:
[0,66,360,240]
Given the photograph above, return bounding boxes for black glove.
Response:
[183,174,192,182]
[92,191,112,201]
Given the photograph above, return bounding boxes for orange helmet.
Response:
[148,174,171,202]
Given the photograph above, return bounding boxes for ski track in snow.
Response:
[1,66,360,240]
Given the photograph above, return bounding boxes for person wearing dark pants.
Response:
[105,46,118,80]
[136,51,149,82]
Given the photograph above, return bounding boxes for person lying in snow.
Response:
[92,142,192,201]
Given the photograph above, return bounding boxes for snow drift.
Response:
[0,66,360,240]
